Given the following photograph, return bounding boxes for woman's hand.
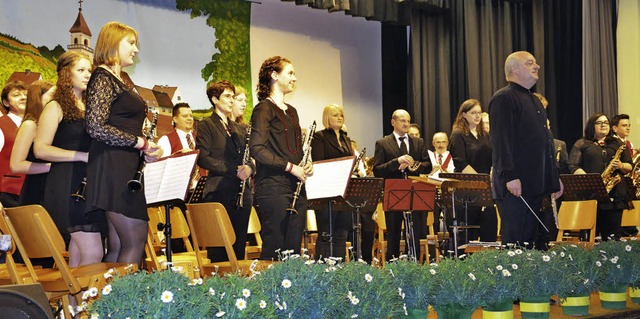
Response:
[144,141,163,162]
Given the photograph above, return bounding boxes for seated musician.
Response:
[428,132,455,177]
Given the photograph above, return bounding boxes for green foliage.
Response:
[427,257,484,313]
[175,0,254,114]
[387,259,433,312]
[37,44,66,64]
[0,35,58,85]
[202,273,274,318]
[512,248,564,299]
[465,248,521,308]
[552,244,602,297]
[595,240,638,290]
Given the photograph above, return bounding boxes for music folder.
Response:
[143,150,199,205]
[305,156,355,200]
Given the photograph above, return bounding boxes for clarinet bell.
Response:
[128,178,143,192]
[286,207,299,215]
[71,177,87,202]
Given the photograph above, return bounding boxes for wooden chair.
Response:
[185,202,271,277]
[0,211,24,285]
[419,211,441,263]
[372,203,388,266]
[144,206,208,277]
[303,210,318,258]
[555,200,598,245]
[3,205,136,319]
[245,207,263,259]
[621,200,640,239]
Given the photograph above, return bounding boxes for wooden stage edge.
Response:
[423,291,640,319]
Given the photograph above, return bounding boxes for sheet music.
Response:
[306,156,355,200]
[144,151,198,204]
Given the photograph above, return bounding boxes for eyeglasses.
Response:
[595,121,610,126]
[466,111,481,116]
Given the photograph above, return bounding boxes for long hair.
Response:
[451,98,486,136]
[256,56,291,101]
[94,21,138,67]
[23,80,54,122]
[584,113,613,142]
[53,51,90,121]
[233,86,247,125]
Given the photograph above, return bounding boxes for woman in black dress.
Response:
[310,104,353,260]
[568,113,633,240]
[85,22,163,264]
[11,80,54,205]
[250,56,313,260]
[448,98,497,243]
[34,51,97,267]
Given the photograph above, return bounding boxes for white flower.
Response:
[102,284,112,295]
[305,260,315,265]
[496,265,503,271]
[542,255,551,262]
[161,290,174,303]
[507,251,516,257]
[583,279,590,285]
[350,297,360,305]
[515,249,523,254]
[429,269,437,275]
[596,261,602,267]
[364,273,373,282]
[82,290,91,300]
[283,301,288,310]
[259,300,267,309]
[90,313,99,319]
[626,245,632,252]
[236,298,247,310]
[209,288,216,296]
[468,273,476,281]
[502,269,511,277]
[352,314,358,318]
[88,287,98,297]
[511,264,518,270]
[560,252,565,257]
[68,305,76,317]
[275,301,284,310]
[611,256,619,264]
[215,311,226,317]
[242,289,251,298]
[617,264,621,269]
[281,279,292,288]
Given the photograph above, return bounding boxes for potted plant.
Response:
[427,257,483,319]
[553,244,601,316]
[626,238,640,304]
[386,259,434,318]
[513,249,563,319]
[201,272,274,318]
[594,240,636,309]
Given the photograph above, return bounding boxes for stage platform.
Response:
[424,291,640,318]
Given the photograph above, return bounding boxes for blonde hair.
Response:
[93,21,138,67]
[321,104,344,129]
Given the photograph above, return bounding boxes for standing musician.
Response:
[0,81,28,207]
[373,109,431,261]
[196,80,254,262]
[568,113,633,241]
[250,56,313,260]
[310,104,353,260]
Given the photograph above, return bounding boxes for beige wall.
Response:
[617,0,640,151]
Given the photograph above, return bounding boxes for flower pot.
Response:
[599,286,628,309]
[560,295,590,316]
[405,308,428,319]
[482,300,514,319]
[630,287,640,304]
[519,295,550,319]
[434,306,476,319]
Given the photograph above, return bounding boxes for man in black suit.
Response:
[373,109,431,261]
[196,80,254,262]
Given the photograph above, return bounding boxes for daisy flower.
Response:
[161,290,174,303]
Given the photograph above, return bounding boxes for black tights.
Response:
[103,211,147,264]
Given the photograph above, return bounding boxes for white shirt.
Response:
[392,131,410,153]
[157,128,194,158]
[428,149,455,177]
[0,112,23,153]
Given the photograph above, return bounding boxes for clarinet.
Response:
[351,147,366,176]
[235,124,252,209]
[128,111,158,191]
[285,121,316,215]
[70,177,87,202]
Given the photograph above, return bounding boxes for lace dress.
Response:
[85,67,148,221]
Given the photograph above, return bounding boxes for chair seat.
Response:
[36,262,134,293]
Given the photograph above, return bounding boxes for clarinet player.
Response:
[250,56,313,260]
[196,80,254,262]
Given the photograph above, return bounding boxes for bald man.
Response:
[489,51,563,248]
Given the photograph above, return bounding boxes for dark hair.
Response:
[611,114,630,127]
[2,80,27,113]
[24,80,54,122]
[583,113,613,141]
[172,102,191,118]
[451,98,486,136]
[256,56,291,101]
[54,51,91,121]
[206,80,235,106]
[409,123,421,131]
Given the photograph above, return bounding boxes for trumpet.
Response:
[235,124,252,209]
[128,111,158,191]
[286,121,316,215]
[71,177,87,202]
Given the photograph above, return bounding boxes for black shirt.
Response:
[449,129,492,174]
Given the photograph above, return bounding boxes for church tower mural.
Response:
[67,0,93,60]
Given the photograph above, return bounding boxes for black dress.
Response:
[85,67,148,221]
[42,118,96,236]
[18,121,48,206]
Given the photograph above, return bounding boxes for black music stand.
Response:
[439,173,493,257]
[559,174,610,203]
[149,199,187,265]
[188,176,208,204]
[383,179,436,262]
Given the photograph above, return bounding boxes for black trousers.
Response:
[495,193,544,248]
[385,210,424,261]
[255,191,307,260]
[314,202,351,260]
[204,188,252,262]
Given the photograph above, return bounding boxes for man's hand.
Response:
[506,179,522,197]
[237,165,252,181]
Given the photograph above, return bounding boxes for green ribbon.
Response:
[520,301,550,313]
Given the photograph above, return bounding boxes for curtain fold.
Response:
[283,0,447,23]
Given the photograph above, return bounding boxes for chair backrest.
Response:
[0,212,22,284]
[247,207,263,246]
[147,206,194,251]
[306,210,318,233]
[556,200,597,244]
[186,202,239,270]
[622,200,640,227]
[426,211,435,235]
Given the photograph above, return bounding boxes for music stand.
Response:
[559,174,610,202]
[383,179,436,262]
[188,176,208,203]
[439,173,493,258]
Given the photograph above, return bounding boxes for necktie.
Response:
[438,154,443,166]
[186,133,195,150]
[399,136,408,155]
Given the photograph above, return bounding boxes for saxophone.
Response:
[602,144,626,193]
[631,151,640,198]
[285,121,316,215]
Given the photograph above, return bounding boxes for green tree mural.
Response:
[175,0,253,121]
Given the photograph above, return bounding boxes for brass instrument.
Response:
[602,144,626,193]
[235,124,252,209]
[631,151,640,198]
[71,177,87,202]
[406,160,422,172]
[128,111,158,191]
[364,156,376,177]
[286,121,316,215]
[351,147,366,176]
